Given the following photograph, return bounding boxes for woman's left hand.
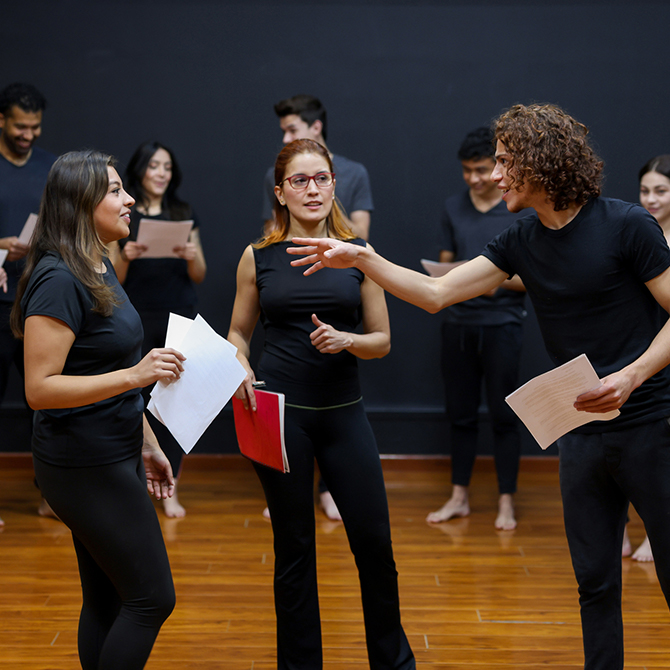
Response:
[310,314,353,354]
[174,242,197,261]
[142,442,175,500]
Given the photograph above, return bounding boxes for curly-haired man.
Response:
[288,102,670,670]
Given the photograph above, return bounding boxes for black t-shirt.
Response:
[482,197,670,430]
[22,252,144,466]
[439,191,527,325]
[254,239,365,407]
[120,209,199,312]
[0,147,56,303]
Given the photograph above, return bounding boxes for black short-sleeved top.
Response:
[119,209,199,313]
[254,239,365,407]
[439,191,527,326]
[482,197,670,430]
[22,252,144,466]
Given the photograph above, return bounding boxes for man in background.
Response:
[0,82,55,524]
[261,94,373,241]
[427,126,527,531]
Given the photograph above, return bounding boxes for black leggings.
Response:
[33,453,175,670]
[254,400,415,670]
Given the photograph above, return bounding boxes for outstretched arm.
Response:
[288,238,507,313]
[575,266,670,413]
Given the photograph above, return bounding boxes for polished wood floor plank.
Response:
[1,455,668,668]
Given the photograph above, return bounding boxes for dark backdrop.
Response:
[2,0,667,456]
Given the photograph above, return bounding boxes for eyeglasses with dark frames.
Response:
[280,172,335,190]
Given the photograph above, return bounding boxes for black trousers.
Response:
[253,400,415,670]
[0,301,24,402]
[559,419,670,669]
[441,322,522,494]
[34,452,175,670]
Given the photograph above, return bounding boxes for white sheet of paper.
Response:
[18,213,38,245]
[148,314,246,453]
[135,219,193,258]
[505,353,619,450]
[420,259,461,277]
[0,249,7,268]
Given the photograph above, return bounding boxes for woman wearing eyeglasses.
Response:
[227,139,415,670]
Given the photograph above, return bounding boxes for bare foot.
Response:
[426,486,470,523]
[162,486,186,518]
[0,515,4,527]
[495,493,517,530]
[622,526,632,557]
[319,491,342,521]
[38,498,60,520]
[632,534,653,562]
[262,506,271,520]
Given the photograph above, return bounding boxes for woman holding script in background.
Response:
[227,139,415,670]
[111,140,206,517]
[11,150,184,669]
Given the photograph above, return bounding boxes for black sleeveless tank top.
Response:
[254,239,365,407]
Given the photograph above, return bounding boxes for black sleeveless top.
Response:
[254,239,366,407]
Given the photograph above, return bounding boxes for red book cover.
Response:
[232,390,288,473]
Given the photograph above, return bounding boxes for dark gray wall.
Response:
[2,0,667,455]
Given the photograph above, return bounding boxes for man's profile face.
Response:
[492,140,536,213]
[279,114,321,145]
[0,106,43,157]
[461,157,497,199]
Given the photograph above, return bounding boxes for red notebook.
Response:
[232,390,288,472]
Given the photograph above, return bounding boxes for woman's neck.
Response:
[288,217,329,239]
[137,195,163,217]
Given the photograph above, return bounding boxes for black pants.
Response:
[253,400,415,670]
[138,308,195,476]
[34,453,175,670]
[441,322,522,494]
[559,419,670,669]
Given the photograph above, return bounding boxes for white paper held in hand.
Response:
[147,313,246,453]
[505,353,619,450]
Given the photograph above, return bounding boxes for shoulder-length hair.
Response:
[125,141,191,220]
[11,150,119,338]
[639,155,670,183]
[254,139,355,249]
[494,103,604,212]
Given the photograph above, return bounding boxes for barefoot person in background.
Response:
[111,141,206,518]
[622,154,670,563]
[428,126,527,531]
[289,104,670,670]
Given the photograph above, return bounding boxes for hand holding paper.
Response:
[148,313,247,453]
[505,354,620,450]
[135,219,193,258]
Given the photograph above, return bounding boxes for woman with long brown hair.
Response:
[227,139,415,669]
[11,149,184,669]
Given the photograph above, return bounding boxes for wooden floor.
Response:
[1,455,668,669]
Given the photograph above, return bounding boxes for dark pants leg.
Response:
[441,322,481,487]
[34,453,175,670]
[442,322,522,493]
[0,302,23,403]
[254,402,415,670]
[481,323,522,494]
[559,419,670,669]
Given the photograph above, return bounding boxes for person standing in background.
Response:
[427,126,527,531]
[110,140,206,518]
[0,82,55,525]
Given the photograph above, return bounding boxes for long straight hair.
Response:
[254,139,355,249]
[11,150,119,338]
[125,141,191,220]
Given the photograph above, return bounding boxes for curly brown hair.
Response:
[494,103,603,211]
